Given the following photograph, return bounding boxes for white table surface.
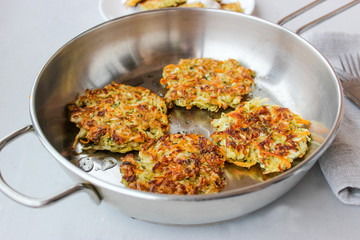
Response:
[1,0,359,239]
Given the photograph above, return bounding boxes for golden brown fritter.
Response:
[125,0,143,7]
[124,0,244,12]
[140,0,186,10]
[179,2,206,8]
[160,58,255,112]
[120,134,226,194]
[221,2,244,12]
[68,82,169,153]
[211,98,311,174]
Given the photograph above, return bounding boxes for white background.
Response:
[1,0,360,239]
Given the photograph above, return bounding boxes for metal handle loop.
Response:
[277,0,325,26]
[278,0,360,35]
[0,125,101,208]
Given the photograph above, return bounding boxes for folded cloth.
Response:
[304,32,360,205]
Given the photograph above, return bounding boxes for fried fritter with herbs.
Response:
[68,82,169,153]
[211,98,311,174]
[120,134,226,194]
[160,58,255,112]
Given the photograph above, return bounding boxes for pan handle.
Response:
[278,0,360,35]
[0,125,102,208]
[277,0,325,26]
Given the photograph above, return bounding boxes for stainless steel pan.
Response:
[0,4,352,224]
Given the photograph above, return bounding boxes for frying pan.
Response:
[0,6,348,224]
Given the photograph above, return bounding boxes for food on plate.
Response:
[179,2,206,8]
[210,98,311,174]
[124,0,244,12]
[140,0,186,10]
[220,2,243,12]
[120,134,227,194]
[68,82,169,153]
[125,0,143,7]
[160,58,255,112]
[180,0,219,9]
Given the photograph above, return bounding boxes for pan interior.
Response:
[32,9,341,193]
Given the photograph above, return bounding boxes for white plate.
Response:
[99,0,255,20]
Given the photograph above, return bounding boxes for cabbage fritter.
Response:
[120,134,226,194]
[179,2,206,8]
[160,58,255,112]
[125,0,142,7]
[211,98,311,174]
[221,2,243,12]
[124,0,244,12]
[68,82,169,153]
[140,0,186,10]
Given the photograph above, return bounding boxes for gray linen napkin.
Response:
[304,32,360,205]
